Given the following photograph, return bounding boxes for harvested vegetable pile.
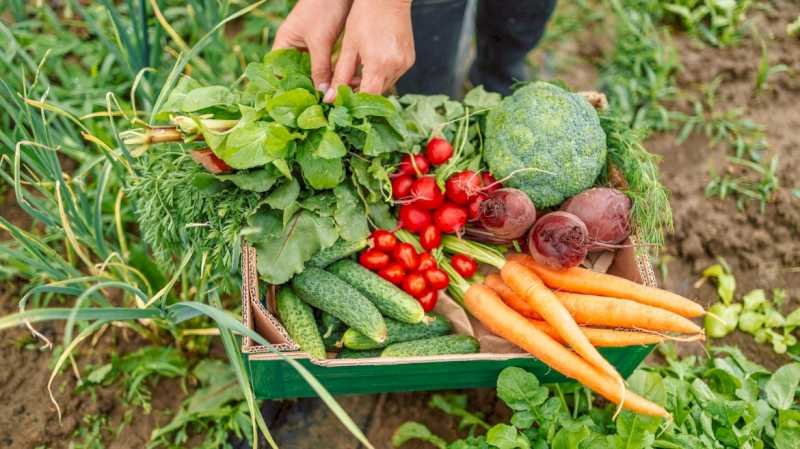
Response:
[125,47,695,418]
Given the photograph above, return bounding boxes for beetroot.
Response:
[478,188,537,240]
[528,211,589,270]
[560,187,631,251]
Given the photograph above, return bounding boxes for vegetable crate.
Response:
[240,243,658,400]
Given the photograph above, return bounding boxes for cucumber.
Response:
[276,288,326,359]
[329,260,424,324]
[307,238,368,268]
[318,311,346,350]
[342,313,452,350]
[292,267,388,343]
[380,335,480,358]
[336,348,383,359]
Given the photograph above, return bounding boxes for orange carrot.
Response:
[485,273,541,319]
[464,284,670,418]
[527,320,703,346]
[501,261,622,382]
[507,254,705,318]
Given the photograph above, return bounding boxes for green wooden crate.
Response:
[240,244,659,400]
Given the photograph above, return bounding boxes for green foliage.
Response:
[394,347,800,449]
[484,82,607,208]
[755,38,791,94]
[662,0,755,47]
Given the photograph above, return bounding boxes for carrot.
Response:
[507,254,705,318]
[528,320,667,347]
[464,284,670,418]
[485,273,541,319]
[500,261,622,382]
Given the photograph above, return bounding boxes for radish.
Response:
[445,170,483,205]
[560,187,632,251]
[397,154,430,177]
[410,176,444,209]
[434,203,468,234]
[480,171,501,193]
[399,204,432,232]
[392,175,415,200]
[528,211,589,270]
[478,188,537,240]
[425,138,453,165]
[191,148,233,174]
[466,195,485,221]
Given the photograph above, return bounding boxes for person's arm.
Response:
[272,0,354,93]
[324,0,415,101]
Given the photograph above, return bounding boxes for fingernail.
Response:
[323,87,336,103]
[317,83,329,94]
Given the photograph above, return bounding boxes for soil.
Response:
[1,2,799,448]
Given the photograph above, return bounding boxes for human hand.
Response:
[272,0,354,92]
[324,0,415,102]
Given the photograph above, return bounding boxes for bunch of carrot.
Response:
[435,237,707,419]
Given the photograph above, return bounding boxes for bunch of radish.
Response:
[359,229,450,312]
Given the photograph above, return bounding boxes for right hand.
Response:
[272,0,354,93]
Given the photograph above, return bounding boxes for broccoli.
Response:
[484,82,607,208]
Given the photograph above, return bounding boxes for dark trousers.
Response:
[396,0,557,98]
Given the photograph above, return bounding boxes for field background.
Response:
[0,1,798,448]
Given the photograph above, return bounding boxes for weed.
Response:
[755,38,791,94]
[706,156,780,213]
[662,0,755,47]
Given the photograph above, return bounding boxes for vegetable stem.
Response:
[441,235,506,269]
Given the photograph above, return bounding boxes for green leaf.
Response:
[613,370,664,449]
[297,104,328,129]
[297,137,345,190]
[253,210,338,284]
[743,289,767,310]
[464,85,502,109]
[351,92,398,118]
[363,120,403,156]
[215,122,300,169]
[703,263,736,304]
[551,422,591,449]
[180,85,238,112]
[216,167,280,192]
[267,88,318,127]
[265,178,300,210]
[315,130,348,159]
[428,394,489,430]
[329,106,352,128]
[86,363,114,384]
[391,422,447,449]
[367,202,397,230]
[705,302,741,338]
[333,183,370,241]
[776,409,800,449]
[486,424,529,449]
[263,48,311,76]
[766,364,800,410]
[738,311,765,334]
[159,75,202,116]
[245,210,283,244]
[496,367,548,412]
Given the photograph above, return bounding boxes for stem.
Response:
[396,230,472,307]
[441,235,506,269]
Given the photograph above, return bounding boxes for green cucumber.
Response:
[276,288,326,359]
[292,267,387,343]
[307,238,368,268]
[318,311,346,350]
[329,259,424,324]
[336,348,383,359]
[342,313,452,350]
[380,335,480,358]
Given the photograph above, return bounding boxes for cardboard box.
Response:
[241,241,658,400]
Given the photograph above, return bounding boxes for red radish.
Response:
[425,138,453,165]
[445,170,483,205]
[399,204,432,232]
[451,254,477,278]
[370,230,397,252]
[528,211,589,270]
[423,268,449,290]
[560,187,632,251]
[397,154,430,177]
[417,290,438,312]
[466,195,486,221]
[402,273,428,298]
[434,203,468,234]
[419,225,442,251]
[392,175,415,200]
[481,171,501,193]
[191,148,233,174]
[392,243,420,271]
[478,188,537,240]
[410,176,444,209]
[418,253,437,272]
[359,249,390,270]
[378,263,406,285]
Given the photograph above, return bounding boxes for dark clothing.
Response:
[396,0,557,98]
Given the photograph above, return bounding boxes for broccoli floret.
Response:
[484,82,607,207]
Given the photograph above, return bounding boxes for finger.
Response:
[272,26,297,50]
[325,46,358,103]
[307,40,333,93]
[358,68,385,95]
